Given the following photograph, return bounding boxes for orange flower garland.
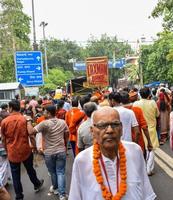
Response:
[93,142,127,200]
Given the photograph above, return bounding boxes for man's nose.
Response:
[105,124,114,133]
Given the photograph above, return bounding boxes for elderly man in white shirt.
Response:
[69,107,156,200]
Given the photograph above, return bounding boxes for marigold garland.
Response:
[93,142,127,200]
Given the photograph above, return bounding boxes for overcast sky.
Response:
[21,0,163,45]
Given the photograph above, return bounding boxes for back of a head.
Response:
[72,97,79,107]
[9,100,20,112]
[90,96,99,104]
[15,94,20,100]
[123,87,130,93]
[120,91,129,104]
[151,88,157,96]
[140,87,151,99]
[83,102,97,118]
[57,100,65,109]
[45,105,56,116]
[32,95,36,100]
[79,95,90,109]
[108,92,121,103]
[1,103,8,110]
[129,90,138,103]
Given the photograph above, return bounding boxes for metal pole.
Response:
[40,22,48,77]
[31,0,38,50]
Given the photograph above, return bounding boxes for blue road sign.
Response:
[73,59,126,71]
[15,51,44,86]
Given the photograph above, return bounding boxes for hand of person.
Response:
[25,115,32,121]
[0,187,11,200]
[147,143,153,151]
[31,146,38,154]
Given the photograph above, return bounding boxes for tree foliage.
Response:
[85,34,132,59]
[152,0,173,30]
[0,0,31,82]
[40,68,74,94]
[140,31,173,84]
[40,38,83,71]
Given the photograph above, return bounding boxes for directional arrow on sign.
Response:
[36,66,41,70]
[36,56,41,61]
[18,77,23,82]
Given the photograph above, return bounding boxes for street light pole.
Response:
[40,21,48,77]
[138,36,146,87]
[31,0,38,50]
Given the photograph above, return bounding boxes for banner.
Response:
[86,56,109,87]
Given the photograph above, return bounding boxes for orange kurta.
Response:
[36,115,45,152]
[65,108,85,142]
[124,105,146,152]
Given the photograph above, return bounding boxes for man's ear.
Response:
[119,123,123,137]
[90,126,94,135]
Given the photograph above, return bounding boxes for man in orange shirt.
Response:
[65,97,85,157]
[1,100,43,200]
[121,91,153,156]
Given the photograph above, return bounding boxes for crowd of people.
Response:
[0,82,173,200]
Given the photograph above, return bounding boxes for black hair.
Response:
[57,100,65,109]
[108,92,121,103]
[152,88,157,96]
[123,87,130,93]
[132,87,138,92]
[159,101,166,111]
[9,100,20,111]
[45,105,56,116]
[0,103,8,110]
[139,87,151,99]
[32,96,36,99]
[37,98,43,105]
[15,94,20,100]
[120,91,129,104]
[83,102,97,117]
[72,97,79,107]
[79,95,90,109]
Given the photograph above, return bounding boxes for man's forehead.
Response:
[93,107,119,122]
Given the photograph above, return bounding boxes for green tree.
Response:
[85,34,132,59]
[40,68,74,94]
[39,38,84,71]
[140,32,173,84]
[0,0,31,82]
[151,0,173,30]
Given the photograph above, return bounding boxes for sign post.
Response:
[86,56,109,87]
[15,51,44,86]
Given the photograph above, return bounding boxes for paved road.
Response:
[7,150,73,200]
[7,142,173,200]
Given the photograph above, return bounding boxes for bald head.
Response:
[92,106,120,124]
[90,106,122,158]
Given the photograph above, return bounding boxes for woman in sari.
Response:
[157,89,171,145]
